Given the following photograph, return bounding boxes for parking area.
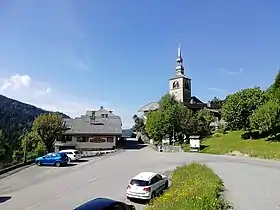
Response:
[0,150,119,195]
[2,144,280,210]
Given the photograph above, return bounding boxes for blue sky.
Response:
[0,0,280,128]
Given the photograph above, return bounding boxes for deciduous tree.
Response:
[195,109,215,135]
[145,110,165,144]
[267,70,280,100]
[0,130,6,161]
[32,113,68,153]
[132,114,146,134]
[211,97,224,107]
[250,99,280,137]
[222,87,267,130]
[158,94,180,139]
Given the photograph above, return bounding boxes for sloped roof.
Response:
[64,107,122,135]
[190,96,204,104]
[169,72,190,80]
[138,101,160,112]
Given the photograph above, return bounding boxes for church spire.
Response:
[176,41,184,74]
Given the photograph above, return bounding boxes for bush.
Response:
[213,132,223,138]
[146,163,227,210]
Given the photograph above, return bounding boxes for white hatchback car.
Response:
[126,172,169,200]
[59,149,82,161]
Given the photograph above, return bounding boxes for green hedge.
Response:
[146,163,228,210]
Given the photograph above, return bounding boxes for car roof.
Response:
[59,149,77,152]
[74,198,116,210]
[132,172,157,181]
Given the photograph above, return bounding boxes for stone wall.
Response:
[156,145,183,153]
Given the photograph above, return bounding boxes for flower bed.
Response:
[146,163,228,210]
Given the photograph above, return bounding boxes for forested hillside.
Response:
[0,94,69,163]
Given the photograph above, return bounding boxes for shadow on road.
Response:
[75,159,89,163]
[63,163,77,167]
[0,196,11,203]
[129,198,149,205]
[123,140,148,150]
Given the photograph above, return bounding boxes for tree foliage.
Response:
[222,87,267,130]
[250,100,280,136]
[145,93,215,144]
[132,114,146,134]
[145,110,166,143]
[0,130,7,161]
[211,97,224,107]
[0,95,69,163]
[32,113,68,152]
[13,130,47,163]
[194,109,215,135]
[267,70,280,100]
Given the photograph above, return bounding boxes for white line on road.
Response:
[88,177,100,183]
[25,204,40,210]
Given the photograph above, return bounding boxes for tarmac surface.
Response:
[1,142,280,210]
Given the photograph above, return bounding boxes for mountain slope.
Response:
[0,94,70,147]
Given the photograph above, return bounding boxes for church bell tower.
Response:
[169,42,192,104]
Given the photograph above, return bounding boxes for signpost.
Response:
[189,135,200,152]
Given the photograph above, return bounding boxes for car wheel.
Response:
[151,192,156,200]
[55,161,61,167]
[164,181,169,189]
[36,161,41,166]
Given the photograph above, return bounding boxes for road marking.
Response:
[25,204,40,209]
[1,184,11,189]
[88,176,100,183]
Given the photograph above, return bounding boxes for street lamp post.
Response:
[22,129,28,163]
[172,126,175,145]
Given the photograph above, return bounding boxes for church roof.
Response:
[169,72,190,80]
[138,101,160,112]
[190,96,204,104]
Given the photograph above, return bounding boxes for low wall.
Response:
[0,160,34,176]
[81,149,116,157]
[152,145,183,153]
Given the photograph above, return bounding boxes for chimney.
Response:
[100,106,104,109]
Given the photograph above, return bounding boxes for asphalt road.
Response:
[1,143,280,210]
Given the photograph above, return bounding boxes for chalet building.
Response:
[55,106,122,152]
[138,43,221,119]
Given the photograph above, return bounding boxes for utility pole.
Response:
[22,128,28,163]
[172,126,175,145]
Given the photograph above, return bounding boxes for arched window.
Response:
[173,81,179,88]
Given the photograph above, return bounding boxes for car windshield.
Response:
[59,152,68,158]
[74,151,80,155]
[130,179,149,186]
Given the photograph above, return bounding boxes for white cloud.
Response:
[207,87,227,92]
[0,74,134,128]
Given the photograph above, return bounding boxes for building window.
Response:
[65,136,72,141]
[101,114,108,118]
[173,81,179,88]
[77,136,88,142]
[107,137,114,143]
[89,136,106,143]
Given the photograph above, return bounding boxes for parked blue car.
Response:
[74,198,135,210]
[35,152,69,167]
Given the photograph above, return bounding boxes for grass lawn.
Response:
[146,163,228,210]
[198,131,280,159]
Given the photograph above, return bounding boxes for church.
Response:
[138,43,221,117]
